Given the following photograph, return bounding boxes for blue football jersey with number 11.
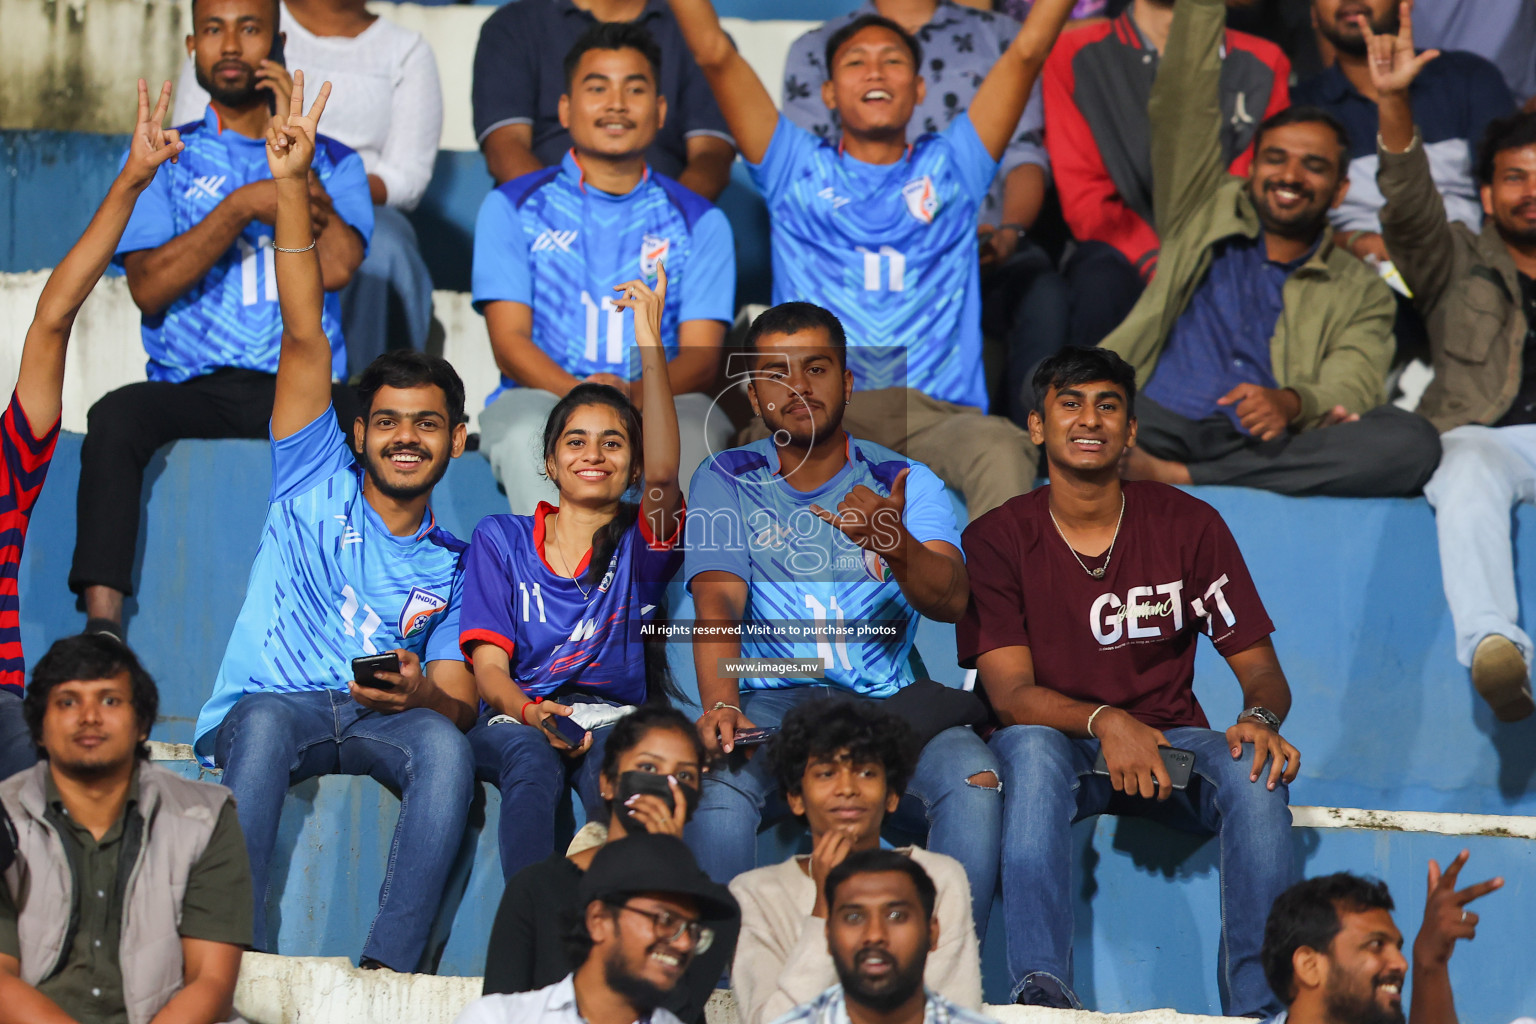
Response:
[470,150,735,408]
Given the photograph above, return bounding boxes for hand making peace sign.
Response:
[265,69,333,181]
[121,79,185,191]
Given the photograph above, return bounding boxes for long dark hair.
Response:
[541,383,684,704]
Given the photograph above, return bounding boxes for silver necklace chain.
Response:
[549,516,592,601]
[1048,493,1126,580]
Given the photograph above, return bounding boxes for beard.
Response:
[603,943,676,1013]
[833,946,926,1014]
[1494,203,1536,248]
[762,392,846,452]
[362,443,450,502]
[1320,7,1400,57]
[194,59,262,108]
[1324,966,1406,1024]
[1251,180,1333,242]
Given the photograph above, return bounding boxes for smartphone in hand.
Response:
[542,712,588,747]
[351,652,401,692]
[1092,746,1196,791]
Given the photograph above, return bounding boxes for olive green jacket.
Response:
[1101,0,1396,430]
[1379,132,1530,432]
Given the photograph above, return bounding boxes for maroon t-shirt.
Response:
[956,481,1273,730]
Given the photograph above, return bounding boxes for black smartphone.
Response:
[351,652,400,691]
[543,713,588,747]
[616,769,676,809]
[1092,746,1195,791]
[732,726,779,747]
[265,33,287,115]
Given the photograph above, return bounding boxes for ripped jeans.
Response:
[684,685,1002,938]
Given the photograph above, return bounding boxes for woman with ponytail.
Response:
[460,264,687,880]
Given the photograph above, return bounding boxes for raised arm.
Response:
[1148,0,1229,240]
[613,262,683,543]
[19,79,184,429]
[967,0,1077,159]
[266,72,338,440]
[666,0,778,163]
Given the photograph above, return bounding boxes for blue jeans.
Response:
[339,205,434,378]
[0,691,37,781]
[989,725,1294,1016]
[468,701,617,879]
[214,688,475,971]
[683,687,1002,937]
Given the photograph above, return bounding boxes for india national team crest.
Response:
[862,548,894,584]
[640,234,671,277]
[399,586,449,639]
[901,176,940,224]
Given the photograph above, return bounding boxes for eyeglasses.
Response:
[607,901,715,954]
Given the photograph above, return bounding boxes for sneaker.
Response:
[1015,974,1078,1010]
[84,618,124,645]
[1471,635,1535,722]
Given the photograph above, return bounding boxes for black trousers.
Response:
[1063,240,1145,349]
[69,368,360,597]
[1134,395,1443,498]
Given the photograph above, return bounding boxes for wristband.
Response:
[272,239,316,254]
[519,699,540,725]
[1086,704,1111,739]
[996,223,1027,235]
[708,701,743,716]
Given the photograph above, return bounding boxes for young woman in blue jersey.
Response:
[461,263,687,879]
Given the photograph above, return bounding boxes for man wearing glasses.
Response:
[454,833,739,1024]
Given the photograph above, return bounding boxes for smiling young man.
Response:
[472,21,734,516]
[726,701,980,1024]
[682,303,1002,941]
[669,0,1082,519]
[1102,0,1441,498]
[454,833,738,1024]
[1366,5,1536,722]
[0,635,251,1024]
[71,0,371,639]
[1259,854,1501,1024]
[194,78,477,974]
[957,346,1302,1014]
[773,850,996,1024]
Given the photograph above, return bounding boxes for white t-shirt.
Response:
[454,975,686,1024]
[173,2,442,210]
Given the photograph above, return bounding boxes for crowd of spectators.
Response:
[1,0,1533,1019]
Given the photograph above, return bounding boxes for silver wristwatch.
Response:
[1238,706,1281,731]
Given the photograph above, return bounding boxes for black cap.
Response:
[577,833,739,923]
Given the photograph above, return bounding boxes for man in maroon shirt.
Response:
[956,346,1301,1016]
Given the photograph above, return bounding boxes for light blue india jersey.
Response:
[683,435,962,697]
[748,112,998,410]
[195,409,465,765]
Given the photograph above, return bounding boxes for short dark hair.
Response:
[1252,105,1352,167]
[1476,112,1536,185]
[767,699,920,811]
[1261,873,1396,1004]
[825,848,937,920]
[25,634,160,760]
[745,301,848,371]
[355,350,466,427]
[191,0,280,27]
[564,21,663,90]
[1031,346,1138,416]
[824,14,922,77]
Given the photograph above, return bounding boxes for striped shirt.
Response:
[0,394,61,693]
[772,986,999,1024]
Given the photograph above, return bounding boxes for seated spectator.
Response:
[454,833,738,1024]
[0,81,184,781]
[957,347,1302,1014]
[172,0,444,376]
[471,0,733,199]
[72,0,371,639]
[682,303,1001,934]
[1043,0,1289,347]
[1368,13,1536,720]
[480,705,734,1024]
[0,634,251,1023]
[193,79,477,973]
[1104,0,1441,497]
[471,23,734,515]
[771,850,998,1024]
[1260,855,1502,1024]
[1294,0,1514,263]
[670,0,1084,518]
[781,0,1067,425]
[1411,0,1536,107]
[729,701,981,1024]
[461,263,686,880]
